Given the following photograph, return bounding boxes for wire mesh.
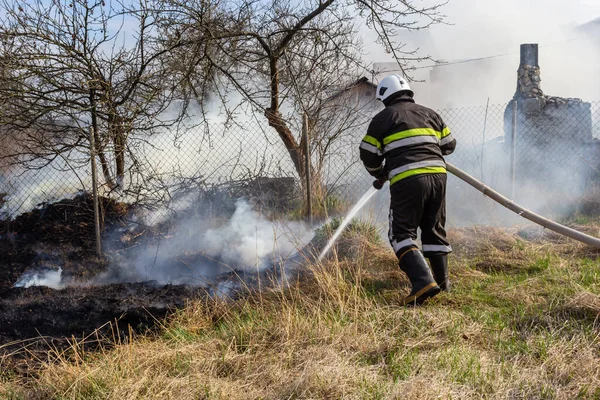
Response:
[1,99,599,227]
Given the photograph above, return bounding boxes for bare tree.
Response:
[309,79,382,199]
[160,0,446,196]
[0,0,197,191]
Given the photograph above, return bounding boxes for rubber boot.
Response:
[399,249,441,306]
[428,254,450,292]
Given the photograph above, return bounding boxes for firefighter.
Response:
[359,74,456,306]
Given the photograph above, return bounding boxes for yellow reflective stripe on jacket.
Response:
[362,134,382,150]
[383,128,439,145]
[440,127,451,139]
[388,159,445,178]
[389,166,447,186]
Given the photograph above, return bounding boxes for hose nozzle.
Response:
[372,179,385,190]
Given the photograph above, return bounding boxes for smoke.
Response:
[4,2,599,290]
[96,199,314,286]
[13,268,63,290]
[200,200,297,268]
[368,0,600,108]
[9,199,314,290]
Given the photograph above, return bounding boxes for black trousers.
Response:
[388,173,452,258]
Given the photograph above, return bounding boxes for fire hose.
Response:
[374,163,600,249]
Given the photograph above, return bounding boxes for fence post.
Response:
[510,100,518,199]
[89,126,102,256]
[480,97,489,182]
[303,113,312,224]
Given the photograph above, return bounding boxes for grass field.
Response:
[1,222,600,399]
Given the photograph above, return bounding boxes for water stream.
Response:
[318,186,379,261]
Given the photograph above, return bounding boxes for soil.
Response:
[0,282,201,342]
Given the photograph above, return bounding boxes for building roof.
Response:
[324,77,376,103]
[576,17,600,32]
[352,76,377,88]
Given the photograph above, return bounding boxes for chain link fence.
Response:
[1,99,599,228]
[440,99,600,225]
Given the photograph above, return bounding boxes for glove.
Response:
[372,166,388,190]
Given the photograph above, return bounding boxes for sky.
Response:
[432,0,599,58]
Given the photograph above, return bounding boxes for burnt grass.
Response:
[0,194,211,369]
[0,283,204,376]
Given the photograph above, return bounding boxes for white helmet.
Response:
[376,74,413,102]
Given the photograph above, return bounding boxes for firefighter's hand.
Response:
[372,169,388,190]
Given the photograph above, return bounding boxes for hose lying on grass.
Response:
[446,162,600,249]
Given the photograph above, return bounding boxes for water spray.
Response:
[318,185,380,261]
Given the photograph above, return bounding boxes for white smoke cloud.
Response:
[13,268,63,290]
[99,199,314,285]
[199,200,310,269]
[364,0,600,107]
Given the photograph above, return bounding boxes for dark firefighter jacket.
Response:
[360,95,456,185]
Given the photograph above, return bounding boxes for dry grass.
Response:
[564,291,600,315]
[2,224,600,399]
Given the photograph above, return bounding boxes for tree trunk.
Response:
[95,134,116,190]
[265,55,325,205]
[89,89,116,189]
[107,112,128,188]
[114,129,126,187]
[264,108,326,205]
[264,107,304,176]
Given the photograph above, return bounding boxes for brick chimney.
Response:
[503,43,594,206]
[515,44,544,101]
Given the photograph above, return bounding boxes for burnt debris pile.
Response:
[0,193,132,289]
